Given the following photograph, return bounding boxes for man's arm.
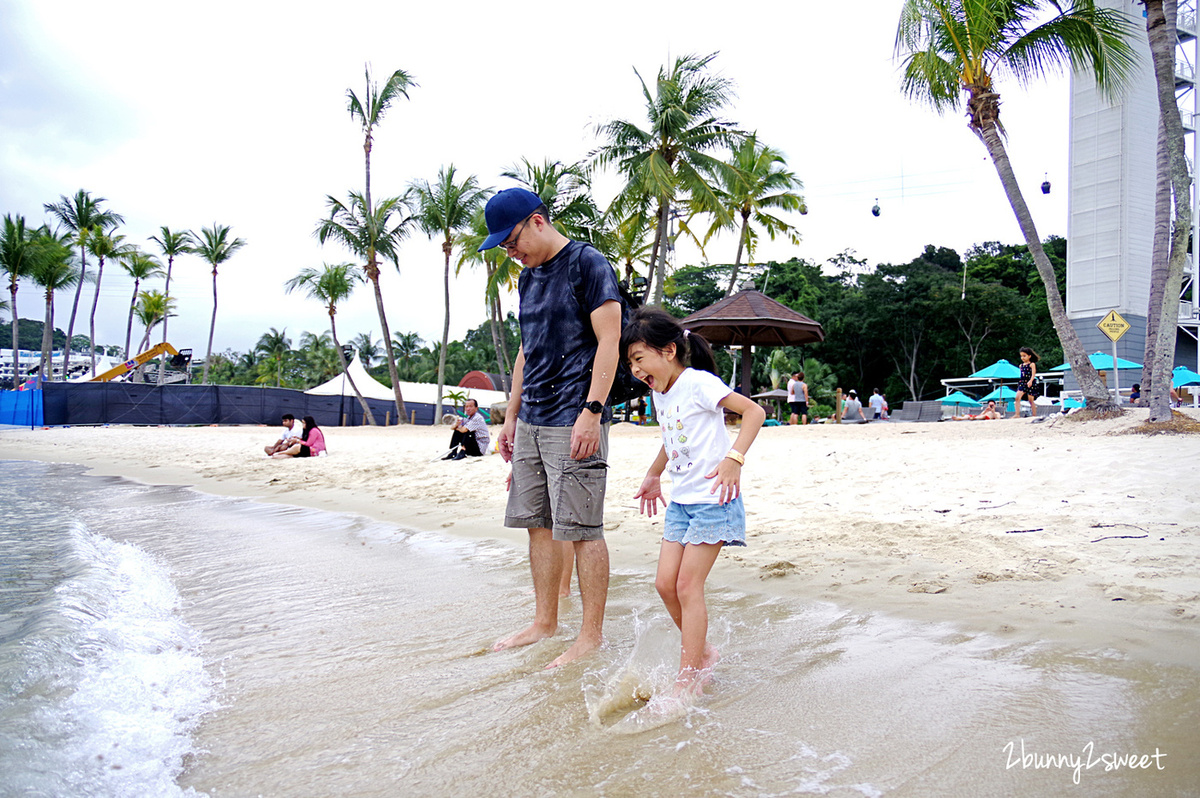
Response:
[498,347,525,462]
[571,299,621,460]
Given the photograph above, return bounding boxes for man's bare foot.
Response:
[544,635,602,669]
[493,622,556,652]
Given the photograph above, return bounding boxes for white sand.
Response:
[3,410,1197,664]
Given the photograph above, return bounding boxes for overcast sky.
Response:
[0,0,1074,357]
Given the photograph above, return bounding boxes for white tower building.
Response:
[1068,0,1200,370]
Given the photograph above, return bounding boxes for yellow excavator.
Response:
[89,343,193,383]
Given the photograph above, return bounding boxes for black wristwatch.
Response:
[583,400,604,415]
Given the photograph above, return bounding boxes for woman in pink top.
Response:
[273,416,326,458]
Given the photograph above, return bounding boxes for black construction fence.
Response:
[39,382,439,427]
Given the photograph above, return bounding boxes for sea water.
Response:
[1,460,1196,797]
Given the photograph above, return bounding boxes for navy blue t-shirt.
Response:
[517,240,621,427]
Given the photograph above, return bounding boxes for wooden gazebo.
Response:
[680,289,824,396]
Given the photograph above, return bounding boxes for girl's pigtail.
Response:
[684,329,718,376]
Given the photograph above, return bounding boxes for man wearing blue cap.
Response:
[481,187,621,669]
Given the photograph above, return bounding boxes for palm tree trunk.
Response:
[41,289,54,386]
[488,288,511,400]
[158,255,173,385]
[63,245,86,380]
[724,214,750,297]
[331,312,376,426]
[977,124,1115,409]
[1143,0,1192,422]
[9,283,18,388]
[125,282,138,360]
[88,254,104,376]
[369,269,408,423]
[436,242,451,420]
[652,201,670,306]
[203,268,218,384]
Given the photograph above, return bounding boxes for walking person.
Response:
[869,388,885,420]
[623,307,766,699]
[484,188,622,669]
[1015,347,1041,418]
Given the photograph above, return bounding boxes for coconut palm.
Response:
[592,52,743,305]
[317,191,413,418]
[351,332,381,368]
[895,0,1137,410]
[347,65,417,222]
[705,134,806,297]
[286,263,377,425]
[190,223,247,384]
[409,165,490,418]
[148,227,195,384]
[133,289,175,355]
[254,328,292,388]
[1,215,43,384]
[42,190,123,379]
[391,331,423,381]
[85,230,134,374]
[27,230,78,385]
[501,157,607,249]
[457,208,520,395]
[118,250,165,359]
[1141,0,1192,421]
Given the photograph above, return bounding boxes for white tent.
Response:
[305,355,509,410]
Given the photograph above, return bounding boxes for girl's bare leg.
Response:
[655,540,686,631]
[673,542,724,694]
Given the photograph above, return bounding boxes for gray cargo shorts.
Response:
[504,418,609,542]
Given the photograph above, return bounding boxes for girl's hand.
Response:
[634,474,667,516]
[705,458,741,505]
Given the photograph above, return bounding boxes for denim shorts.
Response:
[663,497,747,547]
[504,418,609,542]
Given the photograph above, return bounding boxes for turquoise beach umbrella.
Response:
[1061,397,1085,408]
[969,359,1021,379]
[941,391,982,407]
[1049,352,1142,371]
[1173,366,1200,388]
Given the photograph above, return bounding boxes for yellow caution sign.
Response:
[1096,310,1131,343]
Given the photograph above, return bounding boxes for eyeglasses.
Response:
[499,213,534,253]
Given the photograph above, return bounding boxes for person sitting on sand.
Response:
[1129,383,1141,406]
[443,399,489,460]
[265,414,303,456]
[951,400,1002,420]
[273,416,326,459]
[840,390,867,422]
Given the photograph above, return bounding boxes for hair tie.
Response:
[683,329,690,339]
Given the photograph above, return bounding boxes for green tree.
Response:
[317,191,413,418]
[190,223,247,384]
[28,230,78,384]
[502,157,607,249]
[390,330,424,381]
[84,229,134,375]
[351,331,381,368]
[409,164,489,418]
[593,52,742,305]
[117,250,164,359]
[132,290,175,359]
[42,190,123,378]
[285,263,377,425]
[704,134,806,296]
[254,327,292,388]
[1,215,43,382]
[346,65,417,230]
[148,227,195,384]
[895,0,1137,410]
[457,208,520,394]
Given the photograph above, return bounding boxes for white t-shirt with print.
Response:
[652,368,736,505]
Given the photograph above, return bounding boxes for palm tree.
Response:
[118,250,165,358]
[133,289,175,356]
[410,165,490,418]
[296,331,341,384]
[391,331,423,381]
[286,263,377,425]
[351,332,381,368]
[706,134,806,297]
[1142,0,1192,422]
[28,230,78,385]
[42,190,123,378]
[895,0,1137,410]
[347,65,417,223]
[148,227,195,384]
[592,52,743,305]
[189,223,247,384]
[501,157,607,248]
[85,230,133,375]
[317,191,412,419]
[1,215,42,384]
[255,328,292,388]
[458,208,520,395]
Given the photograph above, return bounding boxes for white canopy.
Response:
[305,355,509,409]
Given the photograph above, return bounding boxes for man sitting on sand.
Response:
[444,399,489,460]
[264,414,303,456]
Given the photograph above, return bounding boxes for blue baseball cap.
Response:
[478,187,543,251]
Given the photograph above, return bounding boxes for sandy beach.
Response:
[3,411,1197,667]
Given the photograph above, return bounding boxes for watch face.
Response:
[585,401,603,414]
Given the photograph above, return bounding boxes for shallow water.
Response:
[1,461,1196,797]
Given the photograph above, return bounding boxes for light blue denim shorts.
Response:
[662,496,746,547]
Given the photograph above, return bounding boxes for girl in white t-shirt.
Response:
[621,307,766,698]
